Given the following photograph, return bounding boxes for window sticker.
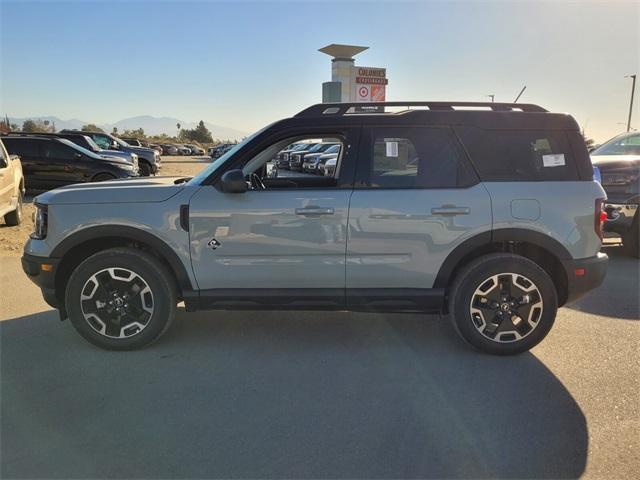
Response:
[385,141,399,157]
[542,153,566,167]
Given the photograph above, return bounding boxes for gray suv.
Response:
[22,102,608,355]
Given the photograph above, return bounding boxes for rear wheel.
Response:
[448,253,558,355]
[65,248,177,350]
[4,190,23,226]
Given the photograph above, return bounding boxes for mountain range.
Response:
[7,115,248,140]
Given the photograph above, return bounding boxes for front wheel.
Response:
[4,190,23,226]
[139,162,152,176]
[448,253,558,355]
[65,248,177,350]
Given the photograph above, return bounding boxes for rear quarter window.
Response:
[457,127,581,181]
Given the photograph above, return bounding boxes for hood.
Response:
[35,176,186,205]
[100,157,131,166]
[127,145,156,155]
[318,152,339,160]
[100,149,134,160]
[591,154,640,169]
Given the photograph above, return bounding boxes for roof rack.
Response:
[295,101,548,117]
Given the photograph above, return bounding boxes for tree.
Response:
[81,123,104,132]
[22,119,40,132]
[122,127,145,138]
[179,120,213,143]
[112,127,118,135]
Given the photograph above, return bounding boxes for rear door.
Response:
[2,138,44,189]
[346,125,492,309]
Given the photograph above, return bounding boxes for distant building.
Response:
[319,44,388,103]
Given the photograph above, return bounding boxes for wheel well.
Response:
[91,172,116,182]
[446,241,568,307]
[54,237,183,313]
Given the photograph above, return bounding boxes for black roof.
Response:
[286,102,579,131]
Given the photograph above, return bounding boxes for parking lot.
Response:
[1,235,638,478]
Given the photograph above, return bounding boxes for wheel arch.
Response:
[435,228,571,307]
[51,226,195,314]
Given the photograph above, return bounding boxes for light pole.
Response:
[486,94,495,103]
[625,74,636,132]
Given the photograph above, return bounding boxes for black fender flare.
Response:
[51,225,195,293]
[433,228,572,289]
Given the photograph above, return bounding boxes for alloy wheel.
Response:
[469,273,543,343]
[80,267,154,338]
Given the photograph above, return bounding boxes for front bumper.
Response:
[562,253,608,304]
[21,253,61,309]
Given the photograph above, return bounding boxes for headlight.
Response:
[31,204,48,240]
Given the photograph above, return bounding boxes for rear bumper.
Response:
[562,253,608,304]
[21,253,61,309]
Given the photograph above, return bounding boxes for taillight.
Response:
[595,198,606,241]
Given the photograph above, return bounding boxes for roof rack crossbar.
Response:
[295,101,548,117]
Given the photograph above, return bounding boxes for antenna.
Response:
[514,85,527,103]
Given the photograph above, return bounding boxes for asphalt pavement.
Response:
[1,246,638,479]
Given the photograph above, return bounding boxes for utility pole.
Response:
[625,74,636,132]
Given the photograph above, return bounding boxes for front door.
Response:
[188,128,360,308]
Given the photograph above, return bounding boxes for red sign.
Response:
[356,77,388,85]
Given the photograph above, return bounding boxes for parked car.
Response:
[0,138,24,226]
[174,144,192,155]
[288,142,322,171]
[319,156,337,176]
[185,144,205,155]
[121,138,143,147]
[209,143,235,159]
[6,132,139,167]
[21,101,607,355]
[275,143,304,168]
[161,144,179,155]
[302,144,341,173]
[2,136,138,190]
[60,130,160,177]
[148,144,163,155]
[591,131,640,257]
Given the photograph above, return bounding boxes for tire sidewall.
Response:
[450,254,558,355]
[65,249,176,350]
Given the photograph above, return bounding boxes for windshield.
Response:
[84,136,102,151]
[325,144,340,154]
[592,133,640,156]
[187,127,266,185]
[59,138,99,158]
[113,136,130,147]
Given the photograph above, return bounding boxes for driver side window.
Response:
[242,134,348,190]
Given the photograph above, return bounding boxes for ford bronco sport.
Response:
[22,102,608,354]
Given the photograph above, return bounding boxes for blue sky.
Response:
[1,0,638,142]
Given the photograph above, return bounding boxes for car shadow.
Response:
[1,309,587,479]
[566,245,639,320]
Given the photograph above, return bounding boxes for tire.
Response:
[621,213,639,258]
[65,248,177,350]
[4,190,23,226]
[448,253,558,355]
[92,173,116,182]
[139,161,152,176]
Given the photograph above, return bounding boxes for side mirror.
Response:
[219,169,248,193]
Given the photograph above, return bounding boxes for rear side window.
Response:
[364,127,478,188]
[2,138,39,157]
[457,127,580,181]
[44,141,75,160]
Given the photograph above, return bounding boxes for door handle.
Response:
[431,206,470,215]
[295,207,335,216]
